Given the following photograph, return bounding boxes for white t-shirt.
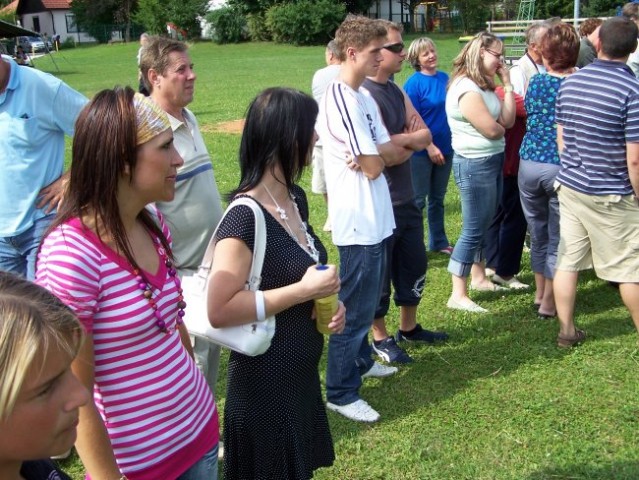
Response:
[445,76,505,158]
[316,80,395,246]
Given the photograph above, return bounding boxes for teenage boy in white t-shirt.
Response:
[316,15,412,423]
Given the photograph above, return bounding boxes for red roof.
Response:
[41,0,71,8]
[0,0,19,13]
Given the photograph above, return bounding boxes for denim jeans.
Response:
[326,242,386,405]
[410,152,453,251]
[177,443,219,480]
[518,160,561,279]
[448,152,504,278]
[484,176,528,277]
[0,213,54,280]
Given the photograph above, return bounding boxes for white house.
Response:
[16,0,95,44]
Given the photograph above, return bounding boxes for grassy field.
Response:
[32,35,639,480]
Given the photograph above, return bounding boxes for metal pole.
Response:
[574,0,580,27]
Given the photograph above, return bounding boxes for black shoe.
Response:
[396,324,449,343]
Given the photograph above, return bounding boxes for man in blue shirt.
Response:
[553,17,639,347]
[0,55,87,279]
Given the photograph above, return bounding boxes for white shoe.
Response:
[326,399,380,422]
[492,274,529,290]
[485,267,496,277]
[361,361,398,379]
[446,297,488,313]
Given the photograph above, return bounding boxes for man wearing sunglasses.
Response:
[362,20,446,366]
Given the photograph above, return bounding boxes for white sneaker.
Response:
[485,267,496,277]
[361,361,398,379]
[326,399,380,422]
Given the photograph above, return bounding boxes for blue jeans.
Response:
[448,152,504,278]
[410,152,453,251]
[326,242,386,405]
[177,443,219,480]
[0,214,54,280]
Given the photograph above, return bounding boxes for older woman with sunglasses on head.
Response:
[445,32,516,313]
[0,271,89,480]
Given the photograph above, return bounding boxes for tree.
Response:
[71,0,120,43]
[134,0,170,35]
[135,0,208,38]
[451,0,490,34]
[228,0,372,15]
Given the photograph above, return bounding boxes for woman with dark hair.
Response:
[445,32,516,313]
[519,23,579,319]
[207,87,345,479]
[404,37,454,255]
[0,271,89,480]
[36,87,220,480]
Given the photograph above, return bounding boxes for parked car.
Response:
[16,36,52,53]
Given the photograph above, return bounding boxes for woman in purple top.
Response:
[404,37,454,254]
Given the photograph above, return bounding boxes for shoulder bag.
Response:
[181,197,275,356]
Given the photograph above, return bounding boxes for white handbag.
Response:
[181,197,275,356]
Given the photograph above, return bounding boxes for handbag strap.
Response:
[199,196,267,290]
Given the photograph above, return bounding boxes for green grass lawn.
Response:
[35,36,639,480]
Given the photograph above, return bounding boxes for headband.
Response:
[133,92,171,146]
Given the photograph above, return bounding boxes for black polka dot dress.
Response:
[217,185,335,480]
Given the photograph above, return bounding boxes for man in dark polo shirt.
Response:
[553,17,639,347]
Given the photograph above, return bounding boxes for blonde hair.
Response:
[407,37,436,71]
[0,272,83,420]
[334,14,387,62]
[450,32,502,91]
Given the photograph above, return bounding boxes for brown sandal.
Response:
[557,329,586,348]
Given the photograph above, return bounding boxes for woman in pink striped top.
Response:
[36,87,219,480]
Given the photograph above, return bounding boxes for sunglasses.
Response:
[383,42,405,54]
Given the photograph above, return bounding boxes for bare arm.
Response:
[459,91,505,140]
[496,65,516,129]
[178,323,195,358]
[207,237,340,328]
[356,153,386,179]
[72,335,122,480]
[376,142,413,168]
[627,142,639,197]
[37,171,69,214]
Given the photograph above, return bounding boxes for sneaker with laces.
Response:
[372,337,413,363]
[326,399,380,422]
[396,324,449,343]
[361,361,398,378]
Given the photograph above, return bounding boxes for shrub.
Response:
[246,13,271,42]
[206,6,248,44]
[265,0,346,46]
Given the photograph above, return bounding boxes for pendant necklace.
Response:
[263,184,320,262]
[134,239,186,334]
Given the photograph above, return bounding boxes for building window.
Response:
[65,13,79,33]
[33,16,40,32]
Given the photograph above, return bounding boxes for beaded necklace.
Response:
[262,184,320,263]
[134,240,186,334]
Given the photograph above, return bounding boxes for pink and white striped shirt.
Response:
[36,215,219,480]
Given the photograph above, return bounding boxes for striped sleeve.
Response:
[326,81,385,157]
[36,223,101,333]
